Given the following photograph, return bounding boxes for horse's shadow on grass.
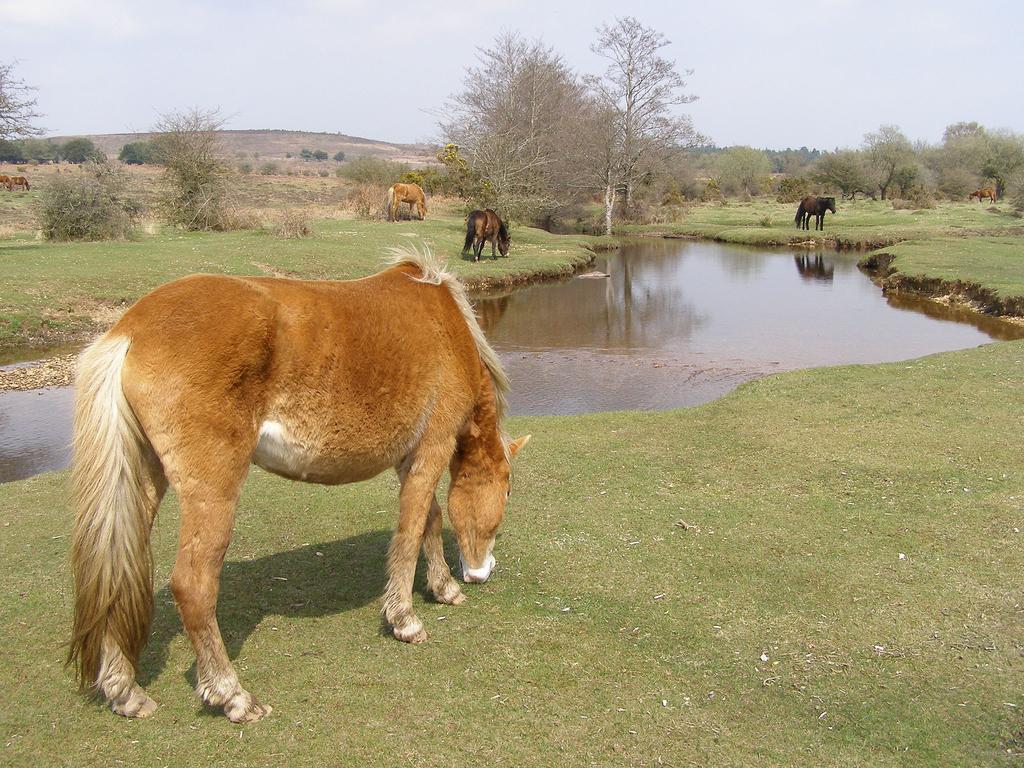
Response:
[137,528,461,687]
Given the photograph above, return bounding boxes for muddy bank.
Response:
[860,251,1024,321]
[0,354,77,392]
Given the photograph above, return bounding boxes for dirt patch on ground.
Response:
[0,354,76,391]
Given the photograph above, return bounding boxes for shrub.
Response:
[38,163,142,241]
[313,150,328,161]
[259,162,279,175]
[1010,189,1024,217]
[60,138,105,164]
[215,207,262,231]
[238,162,253,174]
[272,208,312,238]
[339,155,410,186]
[775,176,811,203]
[758,214,773,227]
[701,178,722,202]
[152,108,237,231]
[318,169,329,177]
[333,151,346,162]
[347,184,386,219]
[118,140,154,165]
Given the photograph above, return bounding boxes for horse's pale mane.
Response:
[385,245,510,420]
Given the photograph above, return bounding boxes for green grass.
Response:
[2,340,1022,766]
[0,215,598,353]
[864,237,1024,299]
[619,199,1023,249]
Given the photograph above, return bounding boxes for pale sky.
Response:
[4,0,1021,149]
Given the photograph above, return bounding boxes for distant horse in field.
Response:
[462,209,510,262]
[795,196,836,231]
[0,175,9,190]
[8,176,29,191]
[387,182,426,221]
[68,247,530,722]
[969,187,996,203]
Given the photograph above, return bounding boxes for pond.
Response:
[2,239,1021,482]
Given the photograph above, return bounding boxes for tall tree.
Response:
[863,125,913,200]
[589,17,700,224]
[441,32,587,223]
[0,61,42,139]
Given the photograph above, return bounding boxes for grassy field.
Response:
[863,237,1024,301]
[1,340,1021,766]
[0,210,599,356]
[618,198,1024,249]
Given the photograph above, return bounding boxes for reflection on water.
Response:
[0,387,73,483]
[2,239,1022,482]
[473,239,1024,415]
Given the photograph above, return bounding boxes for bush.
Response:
[153,109,237,231]
[758,214,773,227]
[338,155,410,186]
[775,176,811,203]
[238,162,253,174]
[118,140,154,165]
[272,208,312,238]
[38,163,142,241]
[259,162,279,175]
[347,184,386,219]
[60,138,105,164]
[1010,189,1024,217]
[313,150,328,161]
[701,178,723,202]
[333,151,346,162]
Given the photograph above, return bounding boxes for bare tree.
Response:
[863,124,913,200]
[152,108,235,230]
[0,61,42,139]
[441,32,588,223]
[588,17,701,225]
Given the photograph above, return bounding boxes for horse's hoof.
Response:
[433,580,467,605]
[225,693,272,724]
[111,687,158,719]
[393,617,428,644]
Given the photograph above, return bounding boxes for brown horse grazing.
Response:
[795,195,837,231]
[9,176,29,191]
[387,182,426,221]
[0,175,9,190]
[462,209,510,262]
[969,187,997,203]
[68,247,530,722]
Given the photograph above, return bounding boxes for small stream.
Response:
[2,239,1021,482]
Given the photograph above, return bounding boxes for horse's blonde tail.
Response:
[386,185,396,221]
[68,335,155,693]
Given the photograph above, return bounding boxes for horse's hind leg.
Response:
[170,479,270,722]
[384,434,454,643]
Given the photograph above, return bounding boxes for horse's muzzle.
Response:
[461,553,496,583]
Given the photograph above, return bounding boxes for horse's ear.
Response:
[508,434,531,459]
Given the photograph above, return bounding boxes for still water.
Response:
[472,239,1022,414]
[1,239,1020,482]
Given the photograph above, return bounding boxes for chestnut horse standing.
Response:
[0,175,9,190]
[387,182,427,221]
[795,195,837,231]
[969,187,997,203]
[68,247,530,722]
[8,176,29,191]
[462,209,510,262]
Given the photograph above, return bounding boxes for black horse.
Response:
[462,209,510,262]
[795,196,837,231]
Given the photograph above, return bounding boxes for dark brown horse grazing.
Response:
[795,196,836,231]
[462,209,510,262]
[387,182,426,221]
[8,176,29,191]
[969,187,997,203]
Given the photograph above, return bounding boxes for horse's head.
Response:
[824,197,837,214]
[448,428,530,583]
[498,232,510,257]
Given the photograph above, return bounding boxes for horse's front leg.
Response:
[491,236,498,260]
[384,438,453,643]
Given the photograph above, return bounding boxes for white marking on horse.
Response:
[461,552,496,583]
[253,419,313,479]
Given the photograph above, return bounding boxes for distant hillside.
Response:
[48,129,436,164]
